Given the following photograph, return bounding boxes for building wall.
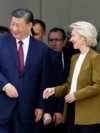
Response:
[41,0,100,42]
[0,0,100,42]
[0,0,41,26]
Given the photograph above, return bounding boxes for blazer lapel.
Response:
[76,49,93,84]
[79,49,92,71]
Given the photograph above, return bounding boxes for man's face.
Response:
[10,17,32,40]
[32,23,46,41]
[48,31,66,52]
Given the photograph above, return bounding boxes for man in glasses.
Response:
[45,27,79,133]
[48,28,66,52]
[48,27,79,80]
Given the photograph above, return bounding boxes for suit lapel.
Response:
[8,35,38,73]
[24,37,36,72]
[8,34,20,72]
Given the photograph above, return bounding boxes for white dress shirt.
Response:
[3,36,30,91]
[16,36,30,64]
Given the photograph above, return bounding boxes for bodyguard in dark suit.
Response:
[44,48,65,119]
[46,31,80,133]
[0,8,50,133]
[31,20,65,133]
[43,27,68,133]
[48,27,79,82]
[42,49,65,133]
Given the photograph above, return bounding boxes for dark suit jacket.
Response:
[0,33,50,123]
[45,49,65,115]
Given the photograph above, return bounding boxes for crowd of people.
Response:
[0,8,100,133]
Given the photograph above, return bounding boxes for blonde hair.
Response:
[69,21,97,47]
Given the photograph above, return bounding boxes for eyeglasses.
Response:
[48,38,64,42]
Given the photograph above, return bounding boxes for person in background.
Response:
[44,27,75,133]
[94,30,100,53]
[31,19,46,41]
[43,21,100,133]
[0,25,10,35]
[48,27,70,80]
[48,27,79,80]
[31,20,65,133]
[0,8,50,133]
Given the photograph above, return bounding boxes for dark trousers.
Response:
[66,102,100,133]
[34,119,44,133]
[34,119,66,133]
[0,105,34,133]
[43,122,66,133]
[53,123,66,133]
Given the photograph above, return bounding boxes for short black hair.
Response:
[11,8,34,23]
[0,25,10,34]
[48,27,66,40]
[32,19,46,32]
[31,19,46,36]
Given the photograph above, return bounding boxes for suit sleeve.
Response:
[0,72,9,92]
[45,51,65,114]
[36,47,51,109]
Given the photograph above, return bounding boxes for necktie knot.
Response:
[18,41,23,46]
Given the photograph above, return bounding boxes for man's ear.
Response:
[63,40,67,47]
[43,32,46,39]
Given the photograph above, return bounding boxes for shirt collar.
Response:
[16,36,30,44]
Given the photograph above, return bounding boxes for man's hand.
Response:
[35,108,44,122]
[53,112,63,126]
[4,84,19,98]
[43,113,52,125]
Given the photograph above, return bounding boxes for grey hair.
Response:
[69,21,97,47]
[11,8,34,23]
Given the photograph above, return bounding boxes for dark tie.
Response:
[18,41,24,72]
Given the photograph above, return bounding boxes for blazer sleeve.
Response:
[75,53,100,100]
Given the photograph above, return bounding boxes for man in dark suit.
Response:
[48,27,79,81]
[44,27,79,133]
[31,19,65,133]
[0,8,50,133]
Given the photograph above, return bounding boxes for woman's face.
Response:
[70,28,86,50]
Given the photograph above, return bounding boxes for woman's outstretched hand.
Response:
[43,87,55,99]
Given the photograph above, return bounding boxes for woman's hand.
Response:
[43,87,55,99]
[65,93,75,103]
